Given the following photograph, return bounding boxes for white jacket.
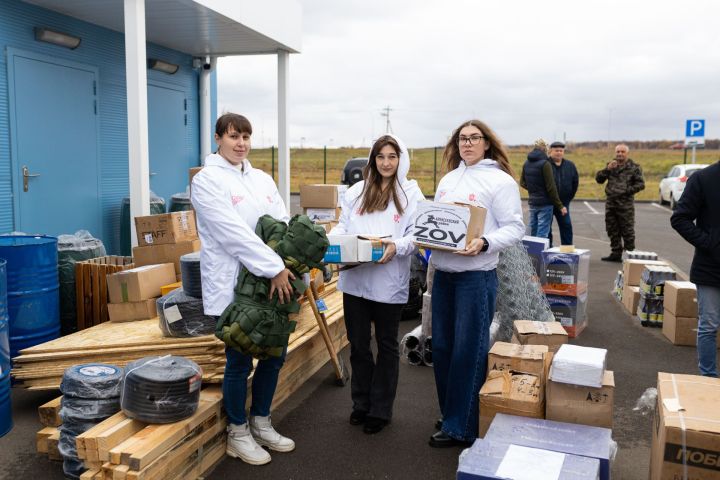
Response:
[330,135,425,304]
[191,153,289,316]
[431,160,524,273]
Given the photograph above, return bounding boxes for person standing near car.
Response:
[671,160,720,377]
[548,141,579,246]
[429,120,524,447]
[520,139,566,240]
[330,134,424,434]
[595,144,645,261]
[191,113,296,465]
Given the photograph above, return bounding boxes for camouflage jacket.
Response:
[595,159,645,200]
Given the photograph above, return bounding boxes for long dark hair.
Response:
[442,119,514,178]
[358,135,407,215]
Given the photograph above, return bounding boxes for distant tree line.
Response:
[510,139,720,150]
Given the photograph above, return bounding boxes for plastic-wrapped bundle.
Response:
[121,355,202,424]
[157,288,215,337]
[57,230,106,335]
[493,242,555,344]
[612,270,623,302]
[623,250,658,261]
[638,295,664,327]
[639,265,676,297]
[180,252,202,298]
[61,364,124,399]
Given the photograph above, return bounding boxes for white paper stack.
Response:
[549,344,607,388]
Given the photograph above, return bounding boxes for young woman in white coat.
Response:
[428,120,524,448]
[330,134,424,434]
[191,113,296,466]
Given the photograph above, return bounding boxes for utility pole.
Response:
[380,105,394,134]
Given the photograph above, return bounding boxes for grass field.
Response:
[247,147,720,201]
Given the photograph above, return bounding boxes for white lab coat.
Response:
[330,135,425,304]
[431,160,525,273]
[191,153,289,316]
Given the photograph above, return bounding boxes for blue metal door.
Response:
[7,49,101,237]
[148,83,189,204]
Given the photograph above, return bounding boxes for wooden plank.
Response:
[92,262,101,328]
[48,428,61,460]
[110,427,158,465]
[176,435,226,480]
[77,412,130,460]
[96,418,147,462]
[83,262,93,331]
[36,426,56,454]
[80,469,101,480]
[38,396,62,427]
[99,264,108,325]
[76,262,85,332]
[111,464,129,480]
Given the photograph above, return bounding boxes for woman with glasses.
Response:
[330,134,424,434]
[428,120,524,447]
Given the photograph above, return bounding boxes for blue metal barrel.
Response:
[0,258,12,437]
[0,236,60,360]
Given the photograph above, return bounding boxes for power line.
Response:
[380,105,394,134]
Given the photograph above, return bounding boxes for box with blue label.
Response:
[542,248,591,297]
[323,234,389,264]
[457,438,600,480]
[484,413,612,480]
[522,235,550,279]
[546,292,588,338]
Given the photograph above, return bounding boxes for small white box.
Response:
[324,234,388,264]
[549,344,607,388]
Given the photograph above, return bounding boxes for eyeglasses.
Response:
[458,135,485,146]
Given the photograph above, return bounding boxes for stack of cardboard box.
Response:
[637,265,677,327]
[541,248,590,338]
[106,263,176,322]
[300,184,347,232]
[661,281,717,347]
[132,211,201,280]
[620,259,669,317]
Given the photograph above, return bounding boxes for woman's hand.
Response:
[455,237,485,256]
[377,239,397,264]
[270,268,296,304]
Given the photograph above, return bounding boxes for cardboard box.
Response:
[623,259,669,287]
[107,298,158,322]
[304,207,341,222]
[316,220,339,234]
[133,240,201,275]
[622,284,641,314]
[134,211,198,247]
[541,248,590,296]
[107,263,176,303]
[522,236,549,280]
[546,292,588,338]
[323,234,387,264]
[457,439,600,480]
[546,370,615,429]
[413,201,487,251]
[662,311,720,348]
[487,342,548,379]
[485,413,613,480]
[478,370,544,437]
[299,184,347,208]
[650,373,720,480]
[664,280,698,317]
[189,166,203,186]
[512,320,568,354]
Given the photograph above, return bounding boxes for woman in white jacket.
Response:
[428,120,524,448]
[191,113,296,466]
[330,134,424,434]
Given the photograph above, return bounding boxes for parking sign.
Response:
[685,119,705,147]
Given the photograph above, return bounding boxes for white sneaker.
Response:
[249,415,296,452]
[226,423,272,465]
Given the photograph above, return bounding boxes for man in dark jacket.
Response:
[520,139,567,240]
[548,142,579,246]
[671,161,720,377]
[595,144,645,261]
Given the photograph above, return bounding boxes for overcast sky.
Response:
[217,0,720,148]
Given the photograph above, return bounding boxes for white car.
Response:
[659,163,708,209]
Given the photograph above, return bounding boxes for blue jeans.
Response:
[528,205,554,239]
[697,284,720,377]
[223,346,287,425]
[432,269,498,442]
[549,203,573,247]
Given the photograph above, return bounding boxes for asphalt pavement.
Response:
[0,199,700,480]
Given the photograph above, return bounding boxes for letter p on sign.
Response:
[686,119,705,137]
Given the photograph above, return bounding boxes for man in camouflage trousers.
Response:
[595,144,645,262]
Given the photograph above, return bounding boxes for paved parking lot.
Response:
[0,200,700,479]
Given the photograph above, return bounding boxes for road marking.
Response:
[650,202,671,212]
[583,201,601,215]
[574,235,610,245]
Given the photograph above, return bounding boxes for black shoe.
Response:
[428,430,473,448]
[363,416,389,434]
[601,254,622,262]
[434,418,443,430]
[349,410,367,426]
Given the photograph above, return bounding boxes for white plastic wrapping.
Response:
[633,387,658,415]
[157,289,216,338]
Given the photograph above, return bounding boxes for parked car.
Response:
[659,163,708,209]
[340,157,368,186]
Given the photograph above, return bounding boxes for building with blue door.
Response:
[0,0,301,254]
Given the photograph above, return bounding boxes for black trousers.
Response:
[343,293,402,421]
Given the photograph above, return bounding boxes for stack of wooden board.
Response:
[16,281,342,390]
[36,396,63,461]
[76,256,134,330]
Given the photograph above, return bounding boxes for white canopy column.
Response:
[277,50,291,208]
[124,0,150,246]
